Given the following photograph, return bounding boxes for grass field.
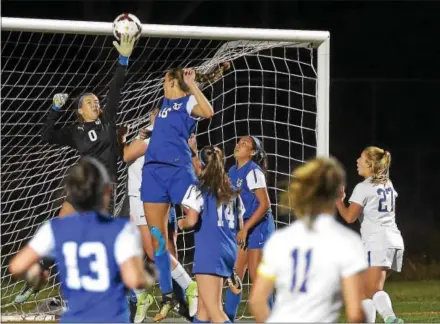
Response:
[2,280,440,322]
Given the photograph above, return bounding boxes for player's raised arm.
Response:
[103,34,136,123]
[40,93,76,148]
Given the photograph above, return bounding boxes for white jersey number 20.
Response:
[62,241,110,292]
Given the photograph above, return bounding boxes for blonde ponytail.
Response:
[364,146,391,185]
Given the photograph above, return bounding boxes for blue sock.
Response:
[193,316,209,323]
[268,293,274,309]
[225,288,241,322]
[173,279,186,303]
[155,252,173,295]
[224,320,231,323]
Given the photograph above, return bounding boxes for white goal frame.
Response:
[1,17,329,322]
[1,17,330,156]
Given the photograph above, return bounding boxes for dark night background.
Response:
[2,0,440,276]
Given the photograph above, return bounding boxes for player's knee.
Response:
[150,226,166,255]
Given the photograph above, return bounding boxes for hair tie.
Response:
[250,136,262,154]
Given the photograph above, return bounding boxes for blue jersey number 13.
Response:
[290,248,313,293]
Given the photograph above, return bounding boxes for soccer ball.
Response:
[113,13,142,41]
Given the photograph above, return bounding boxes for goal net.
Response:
[1,17,329,321]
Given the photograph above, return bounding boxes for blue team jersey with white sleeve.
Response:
[182,185,244,277]
[145,95,198,167]
[28,212,143,323]
[228,160,271,220]
[228,160,275,249]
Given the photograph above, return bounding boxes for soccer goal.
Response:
[1,17,329,321]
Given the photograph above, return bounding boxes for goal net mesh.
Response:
[1,28,319,320]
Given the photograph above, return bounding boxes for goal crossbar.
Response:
[1,17,330,156]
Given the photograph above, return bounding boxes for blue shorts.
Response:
[246,213,275,250]
[193,246,236,278]
[141,163,197,204]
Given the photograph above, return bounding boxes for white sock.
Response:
[133,288,146,298]
[171,263,193,290]
[372,291,395,320]
[362,299,377,323]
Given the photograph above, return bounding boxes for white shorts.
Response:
[366,248,404,272]
[129,196,147,226]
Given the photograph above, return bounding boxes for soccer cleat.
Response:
[185,281,198,317]
[14,285,37,303]
[134,292,154,323]
[152,296,177,322]
[385,315,404,323]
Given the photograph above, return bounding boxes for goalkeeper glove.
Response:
[52,93,69,111]
[113,34,136,66]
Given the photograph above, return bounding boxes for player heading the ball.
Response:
[140,63,229,322]
[250,157,367,323]
[9,158,155,323]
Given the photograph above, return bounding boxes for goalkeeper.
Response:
[13,35,136,305]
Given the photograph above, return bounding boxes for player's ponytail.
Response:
[195,62,231,84]
[281,157,345,229]
[198,146,238,205]
[65,157,111,212]
[364,146,391,185]
[168,62,231,93]
[250,136,268,174]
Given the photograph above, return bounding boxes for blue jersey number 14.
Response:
[290,248,313,293]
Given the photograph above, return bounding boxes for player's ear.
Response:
[78,108,83,115]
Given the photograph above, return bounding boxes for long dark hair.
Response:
[167,62,231,93]
[65,157,110,211]
[250,136,268,174]
[198,146,238,206]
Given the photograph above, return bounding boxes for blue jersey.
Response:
[182,185,244,277]
[228,160,271,220]
[145,95,198,167]
[28,212,143,323]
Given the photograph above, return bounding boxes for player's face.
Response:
[80,95,100,121]
[163,72,176,97]
[357,151,373,178]
[234,136,254,160]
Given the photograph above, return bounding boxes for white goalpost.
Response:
[1,17,329,321]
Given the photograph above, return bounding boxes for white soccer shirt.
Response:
[258,214,367,323]
[349,177,404,250]
[127,126,153,197]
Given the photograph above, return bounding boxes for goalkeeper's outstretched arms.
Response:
[103,34,136,124]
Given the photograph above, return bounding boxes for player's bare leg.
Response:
[235,248,249,281]
[195,295,210,322]
[196,274,229,322]
[144,202,176,322]
[365,266,403,323]
[247,249,263,283]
